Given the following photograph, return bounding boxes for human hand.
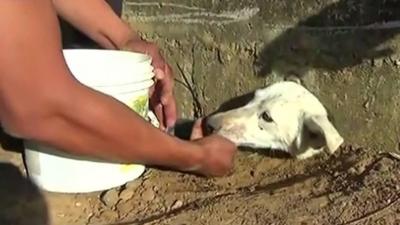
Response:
[188,118,237,177]
[122,37,177,130]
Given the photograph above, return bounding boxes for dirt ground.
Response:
[1,139,400,225]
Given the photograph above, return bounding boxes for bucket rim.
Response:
[62,49,153,64]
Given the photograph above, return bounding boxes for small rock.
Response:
[347,167,357,175]
[170,200,183,210]
[126,180,141,190]
[356,165,366,174]
[375,161,390,172]
[141,188,155,201]
[362,178,369,187]
[75,202,82,207]
[363,100,370,110]
[333,171,340,177]
[101,188,120,207]
[328,192,342,201]
[371,58,383,67]
[119,189,135,201]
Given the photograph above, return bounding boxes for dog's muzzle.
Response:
[203,116,217,135]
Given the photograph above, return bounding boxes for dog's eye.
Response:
[260,111,273,122]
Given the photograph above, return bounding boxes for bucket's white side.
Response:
[24,146,146,193]
[24,77,155,193]
[92,79,154,117]
[63,49,154,87]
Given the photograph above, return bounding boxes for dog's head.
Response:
[206,81,344,159]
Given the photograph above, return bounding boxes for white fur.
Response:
[206,81,344,159]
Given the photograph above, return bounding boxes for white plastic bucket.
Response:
[63,49,154,86]
[24,49,155,193]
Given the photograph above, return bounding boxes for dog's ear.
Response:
[294,115,344,157]
[305,115,343,153]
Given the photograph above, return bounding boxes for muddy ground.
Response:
[1,138,399,225]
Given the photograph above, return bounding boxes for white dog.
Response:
[205,81,344,159]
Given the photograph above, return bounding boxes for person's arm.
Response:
[53,0,178,130]
[0,0,202,171]
[52,0,137,50]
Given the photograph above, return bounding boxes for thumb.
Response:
[154,68,165,80]
[190,118,204,140]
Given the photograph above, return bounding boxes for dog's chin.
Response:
[208,130,238,145]
[237,142,259,148]
[211,131,275,150]
[238,141,294,154]
[238,142,279,151]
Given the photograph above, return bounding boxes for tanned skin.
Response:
[0,0,236,177]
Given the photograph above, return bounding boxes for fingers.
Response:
[154,68,164,80]
[149,86,165,130]
[154,64,174,97]
[161,65,177,127]
[190,118,204,140]
[153,103,165,130]
[149,47,165,72]
[153,63,177,128]
[129,39,177,129]
[191,135,237,177]
[163,96,177,128]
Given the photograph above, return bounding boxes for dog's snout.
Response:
[205,124,215,135]
[204,116,219,135]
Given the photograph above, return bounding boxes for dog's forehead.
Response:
[256,98,302,120]
[252,83,311,108]
[250,82,327,115]
[254,82,310,99]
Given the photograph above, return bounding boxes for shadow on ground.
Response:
[255,0,400,78]
[0,162,49,225]
[0,128,49,225]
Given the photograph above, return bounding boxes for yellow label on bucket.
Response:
[120,164,141,173]
[128,95,149,117]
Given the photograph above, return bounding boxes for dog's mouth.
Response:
[202,117,216,135]
[203,123,216,136]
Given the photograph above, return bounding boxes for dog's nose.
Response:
[205,123,215,135]
[204,116,218,135]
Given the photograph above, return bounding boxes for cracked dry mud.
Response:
[1,144,400,225]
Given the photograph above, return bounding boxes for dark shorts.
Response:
[60,0,122,49]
